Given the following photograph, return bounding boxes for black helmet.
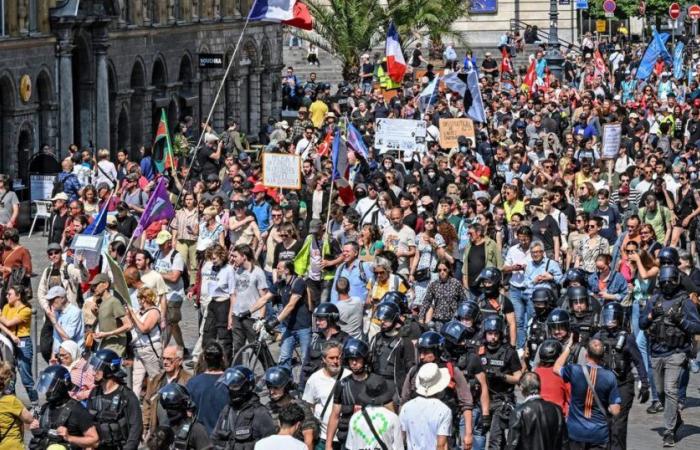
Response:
[381,291,409,314]
[658,265,681,296]
[482,315,505,334]
[563,268,589,288]
[89,349,124,379]
[601,302,624,331]
[315,302,340,322]
[440,320,472,346]
[567,286,590,315]
[658,247,680,266]
[532,285,556,308]
[417,331,445,355]
[217,366,255,399]
[374,301,402,324]
[547,308,571,334]
[342,338,370,363]
[477,267,502,297]
[37,365,73,404]
[264,366,293,390]
[455,301,480,322]
[538,339,563,365]
[159,383,194,411]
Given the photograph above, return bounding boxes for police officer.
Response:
[547,308,584,365]
[567,286,599,359]
[476,267,517,347]
[157,383,212,449]
[441,321,490,450]
[369,301,415,391]
[212,365,276,449]
[595,302,649,450]
[400,331,474,449]
[31,366,99,449]
[300,302,349,389]
[87,349,142,450]
[640,265,700,447]
[524,285,556,365]
[557,267,588,307]
[325,338,382,450]
[658,246,700,294]
[382,291,424,339]
[480,316,523,450]
[456,300,482,337]
[264,366,318,448]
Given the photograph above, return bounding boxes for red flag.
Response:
[316,130,334,157]
[523,59,537,91]
[500,47,513,75]
[593,49,607,76]
[282,2,313,30]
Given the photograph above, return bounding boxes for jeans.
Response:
[510,286,533,349]
[14,336,38,402]
[461,405,486,450]
[652,352,686,434]
[678,364,689,404]
[279,327,311,369]
[635,330,659,402]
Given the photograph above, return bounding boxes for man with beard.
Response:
[264,366,318,449]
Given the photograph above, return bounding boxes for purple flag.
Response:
[133,177,175,238]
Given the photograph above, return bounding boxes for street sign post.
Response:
[603,1,616,37]
[669,3,681,43]
[691,5,700,35]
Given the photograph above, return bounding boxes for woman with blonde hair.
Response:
[126,286,162,398]
[94,148,118,189]
[0,361,36,449]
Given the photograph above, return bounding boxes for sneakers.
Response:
[647,400,664,414]
[663,433,675,447]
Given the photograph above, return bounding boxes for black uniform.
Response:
[594,329,649,450]
[87,384,143,450]
[168,418,213,450]
[525,313,549,366]
[369,330,415,390]
[211,394,276,450]
[482,343,521,450]
[569,311,599,363]
[29,399,95,450]
[300,329,349,388]
[332,373,381,442]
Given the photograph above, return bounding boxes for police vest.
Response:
[481,344,516,403]
[455,353,482,402]
[172,418,194,450]
[648,292,689,350]
[571,312,599,346]
[212,403,263,450]
[29,400,77,450]
[88,386,129,448]
[526,316,548,356]
[601,332,630,381]
[370,333,402,378]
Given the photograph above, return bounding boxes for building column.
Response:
[56,27,74,152]
[94,26,111,151]
[249,68,262,136]
[260,69,272,125]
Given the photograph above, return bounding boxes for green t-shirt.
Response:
[97,295,127,356]
[638,206,670,243]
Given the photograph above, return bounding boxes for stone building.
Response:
[0,0,283,191]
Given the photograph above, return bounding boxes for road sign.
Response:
[576,0,588,8]
[603,0,616,13]
[669,2,681,20]
[689,4,700,20]
[596,20,607,33]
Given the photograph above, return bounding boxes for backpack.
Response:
[171,251,190,290]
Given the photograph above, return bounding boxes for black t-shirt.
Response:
[531,215,561,252]
[198,146,220,178]
[484,345,520,396]
[278,277,312,330]
[45,400,95,445]
[361,63,374,81]
[273,240,303,267]
[482,59,498,72]
[467,242,486,288]
[411,49,422,67]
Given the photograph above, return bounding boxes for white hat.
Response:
[204,132,219,144]
[415,363,451,397]
[51,192,69,202]
[47,286,67,300]
[279,120,290,130]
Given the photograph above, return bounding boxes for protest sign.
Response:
[262,153,302,189]
[374,118,426,153]
[439,118,476,148]
[601,123,622,159]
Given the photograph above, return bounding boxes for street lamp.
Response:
[545,0,564,80]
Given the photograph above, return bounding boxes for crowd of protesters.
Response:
[2,28,700,450]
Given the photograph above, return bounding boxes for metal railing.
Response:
[510,18,583,55]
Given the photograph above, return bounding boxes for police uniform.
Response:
[569,310,599,363]
[30,399,95,450]
[168,418,213,450]
[481,343,521,450]
[369,330,415,390]
[525,313,549,366]
[87,384,143,450]
[300,329,349,388]
[211,393,276,450]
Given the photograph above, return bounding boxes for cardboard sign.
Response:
[601,123,622,159]
[374,118,427,153]
[262,153,301,189]
[439,118,476,148]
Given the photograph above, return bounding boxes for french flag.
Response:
[332,131,356,205]
[250,0,312,29]
[385,22,406,83]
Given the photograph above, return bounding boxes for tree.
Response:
[300,0,469,81]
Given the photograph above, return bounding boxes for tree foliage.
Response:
[299,0,469,81]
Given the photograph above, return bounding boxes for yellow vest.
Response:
[377,65,401,90]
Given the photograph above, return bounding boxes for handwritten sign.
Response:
[601,123,622,160]
[262,153,301,189]
[374,119,426,153]
[439,118,476,148]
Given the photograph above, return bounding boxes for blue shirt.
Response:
[53,303,84,353]
[140,156,155,181]
[588,270,628,303]
[186,373,231,434]
[251,200,271,233]
[560,363,621,444]
[523,257,564,300]
[330,259,373,303]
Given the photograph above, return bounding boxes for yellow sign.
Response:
[596,20,607,33]
[439,118,476,148]
[19,74,32,103]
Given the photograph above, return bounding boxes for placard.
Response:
[72,234,103,252]
[374,118,427,153]
[262,153,301,189]
[439,118,476,148]
[601,123,622,159]
[30,174,55,201]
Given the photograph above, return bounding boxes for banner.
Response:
[637,31,671,80]
[133,178,175,238]
[601,123,622,159]
[105,252,132,307]
[673,42,685,80]
[439,118,476,148]
[262,153,301,189]
[374,119,426,153]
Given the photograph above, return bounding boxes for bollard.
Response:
[31,308,38,383]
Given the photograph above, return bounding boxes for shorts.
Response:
[167,302,183,324]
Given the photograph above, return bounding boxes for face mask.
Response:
[428,172,437,179]
[166,409,186,424]
[673,173,680,181]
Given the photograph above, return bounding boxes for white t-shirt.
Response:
[154,249,186,302]
[382,225,416,275]
[399,396,452,450]
[254,434,306,450]
[346,406,403,450]
[302,368,351,440]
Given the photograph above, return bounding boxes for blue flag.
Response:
[466,70,487,123]
[637,31,671,80]
[82,194,111,235]
[419,76,440,112]
[346,123,368,159]
[673,42,685,81]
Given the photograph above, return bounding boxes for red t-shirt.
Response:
[535,366,571,416]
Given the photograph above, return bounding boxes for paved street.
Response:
[12,231,700,449]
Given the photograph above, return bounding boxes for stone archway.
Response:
[178,53,195,121]
[130,59,147,159]
[0,74,16,174]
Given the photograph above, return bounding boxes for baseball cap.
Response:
[155,230,173,245]
[46,286,67,301]
[51,193,69,202]
[308,219,324,233]
[47,243,62,253]
[89,273,111,286]
[206,173,220,182]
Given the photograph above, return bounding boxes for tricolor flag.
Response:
[385,22,406,83]
[346,123,368,159]
[332,131,355,205]
[500,47,513,75]
[82,190,114,236]
[133,178,175,239]
[153,109,175,173]
[282,1,313,30]
[249,0,296,21]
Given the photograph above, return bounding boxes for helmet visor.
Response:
[36,370,66,395]
[88,354,121,374]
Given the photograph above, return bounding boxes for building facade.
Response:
[0,0,283,189]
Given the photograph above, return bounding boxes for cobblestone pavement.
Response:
[15,232,700,449]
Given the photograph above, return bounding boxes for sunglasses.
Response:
[271,214,283,218]
[373,270,386,275]
[587,225,597,230]
[48,251,61,256]
[625,249,637,254]
[437,268,450,273]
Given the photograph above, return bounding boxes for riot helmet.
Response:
[417,331,445,360]
[380,291,409,314]
[532,285,556,315]
[538,339,563,365]
[159,382,194,411]
[477,267,502,298]
[440,320,472,355]
[567,286,590,317]
[315,302,340,329]
[264,366,294,401]
[89,349,124,380]
[658,265,681,297]
[601,302,624,332]
[455,300,481,325]
[37,365,73,405]
[658,247,680,267]
[547,308,571,341]
[217,365,255,405]
[374,301,402,330]
[563,268,588,288]
[482,315,505,349]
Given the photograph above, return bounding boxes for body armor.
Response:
[601,332,631,381]
[29,400,77,450]
[648,292,689,350]
[212,399,267,450]
[88,386,129,449]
